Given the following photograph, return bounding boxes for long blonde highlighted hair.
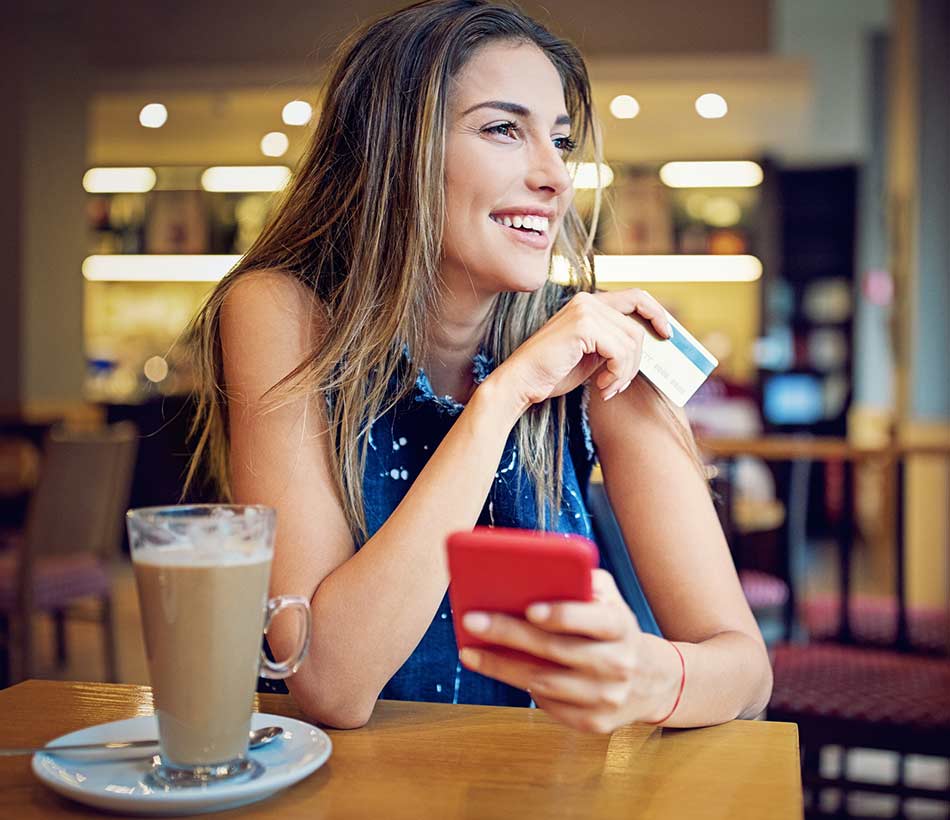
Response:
[185,0,670,538]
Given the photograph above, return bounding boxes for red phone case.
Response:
[446,526,598,662]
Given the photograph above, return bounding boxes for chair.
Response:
[767,450,950,816]
[589,469,791,639]
[802,593,949,656]
[0,421,138,686]
[708,466,791,637]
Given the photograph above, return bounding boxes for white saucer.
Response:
[32,712,332,816]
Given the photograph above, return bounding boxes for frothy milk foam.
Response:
[133,544,271,766]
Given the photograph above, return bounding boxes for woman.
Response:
[185,0,772,732]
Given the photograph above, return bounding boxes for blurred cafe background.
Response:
[1,1,947,817]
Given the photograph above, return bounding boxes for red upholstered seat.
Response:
[770,643,950,733]
[739,569,789,609]
[803,594,949,654]
[0,552,110,611]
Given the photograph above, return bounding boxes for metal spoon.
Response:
[0,725,284,757]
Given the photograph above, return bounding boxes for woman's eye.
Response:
[484,122,519,139]
[482,123,576,155]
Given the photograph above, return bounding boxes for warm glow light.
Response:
[200,166,291,192]
[82,255,242,282]
[282,100,313,126]
[659,161,763,188]
[551,254,762,284]
[260,131,289,157]
[695,93,728,119]
[702,196,742,227]
[143,356,170,383]
[568,162,614,189]
[139,103,168,128]
[83,167,156,193]
[609,95,640,119]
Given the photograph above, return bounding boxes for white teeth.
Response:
[489,213,551,233]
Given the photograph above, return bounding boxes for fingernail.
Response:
[604,389,618,401]
[665,322,673,337]
[526,603,551,621]
[463,612,490,634]
[459,648,481,669]
[621,380,632,392]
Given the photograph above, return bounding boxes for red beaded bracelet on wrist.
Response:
[645,641,686,726]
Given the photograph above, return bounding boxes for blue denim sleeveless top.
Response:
[260,352,661,705]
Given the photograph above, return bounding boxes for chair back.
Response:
[22,421,139,562]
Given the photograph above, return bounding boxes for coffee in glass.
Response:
[127,505,310,787]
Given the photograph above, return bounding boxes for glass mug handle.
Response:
[259,595,312,680]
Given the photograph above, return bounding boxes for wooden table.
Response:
[1,680,803,819]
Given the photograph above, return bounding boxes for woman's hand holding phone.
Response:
[458,569,683,734]
[490,289,672,410]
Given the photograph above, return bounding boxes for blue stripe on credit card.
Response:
[667,323,717,376]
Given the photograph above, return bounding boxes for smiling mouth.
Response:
[488,213,549,236]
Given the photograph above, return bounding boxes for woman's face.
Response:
[442,41,576,298]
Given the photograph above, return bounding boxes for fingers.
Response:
[462,610,628,677]
[591,568,624,602]
[458,647,627,712]
[565,292,647,400]
[525,573,642,636]
[531,692,622,734]
[591,321,639,399]
[633,291,673,339]
[525,601,628,641]
[597,288,672,339]
[592,311,646,398]
[588,316,643,401]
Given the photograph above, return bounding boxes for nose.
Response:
[525,141,573,197]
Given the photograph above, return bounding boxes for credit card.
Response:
[636,311,718,407]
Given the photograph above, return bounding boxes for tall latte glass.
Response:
[127,505,310,787]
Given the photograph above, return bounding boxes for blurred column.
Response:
[852,32,895,435]
[887,0,950,609]
[850,33,897,588]
[0,7,88,418]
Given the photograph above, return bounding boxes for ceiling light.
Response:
[143,356,170,383]
[82,255,242,282]
[568,162,615,189]
[282,100,313,126]
[82,167,156,193]
[695,93,728,119]
[139,103,168,128]
[659,161,763,188]
[609,95,640,119]
[260,131,289,157]
[702,197,742,227]
[552,255,762,284]
[200,166,291,192]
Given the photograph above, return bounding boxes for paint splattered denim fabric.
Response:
[363,352,660,708]
[260,351,661,704]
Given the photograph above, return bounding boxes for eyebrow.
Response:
[461,100,571,127]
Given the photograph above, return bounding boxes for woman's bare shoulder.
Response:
[219,270,326,404]
[221,269,327,335]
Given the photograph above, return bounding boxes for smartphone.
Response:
[446,526,598,663]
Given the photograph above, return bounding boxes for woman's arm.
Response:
[223,276,670,729]
[223,272,525,728]
[588,377,773,726]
